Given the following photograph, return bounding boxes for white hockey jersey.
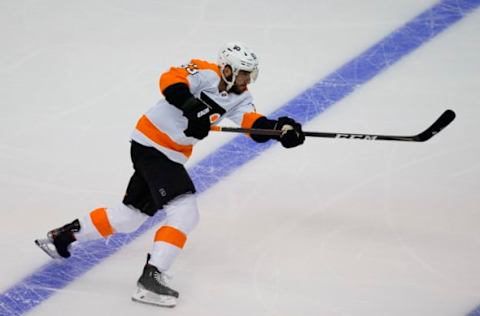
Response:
[131,59,264,164]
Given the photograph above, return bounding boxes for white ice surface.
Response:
[1,0,480,315]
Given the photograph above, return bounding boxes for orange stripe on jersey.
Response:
[90,208,114,237]
[241,112,264,129]
[136,115,193,158]
[154,226,187,249]
[159,59,221,93]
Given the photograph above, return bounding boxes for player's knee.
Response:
[108,203,149,233]
[183,205,199,234]
[164,194,199,235]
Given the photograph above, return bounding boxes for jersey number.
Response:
[182,63,199,75]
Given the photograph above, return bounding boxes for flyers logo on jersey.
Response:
[209,113,221,123]
[199,92,226,124]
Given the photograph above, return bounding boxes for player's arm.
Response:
[240,112,305,148]
[159,63,211,140]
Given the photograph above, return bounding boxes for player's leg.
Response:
[130,142,198,307]
[35,171,150,259]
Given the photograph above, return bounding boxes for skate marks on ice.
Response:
[382,144,480,316]
[250,140,480,314]
[2,0,480,315]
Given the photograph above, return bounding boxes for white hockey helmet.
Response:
[217,41,259,91]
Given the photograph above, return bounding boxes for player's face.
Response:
[230,70,251,94]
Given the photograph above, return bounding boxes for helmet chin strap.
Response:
[221,66,238,91]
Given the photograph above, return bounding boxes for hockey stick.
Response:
[210,109,456,142]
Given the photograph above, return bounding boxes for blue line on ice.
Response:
[1,0,479,315]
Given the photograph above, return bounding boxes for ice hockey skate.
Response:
[34,219,80,259]
[132,260,179,308]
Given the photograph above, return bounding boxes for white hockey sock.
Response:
[148,194,199,271]
[74,203,148,241]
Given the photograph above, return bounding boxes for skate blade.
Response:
[131,287,177,308]
[34,239,62,259]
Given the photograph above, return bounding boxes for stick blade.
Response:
[415,109,456,142]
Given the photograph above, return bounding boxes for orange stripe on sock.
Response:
[154,226,187,249]
[90,208,114,237]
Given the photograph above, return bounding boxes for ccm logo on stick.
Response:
[335,134,378,140]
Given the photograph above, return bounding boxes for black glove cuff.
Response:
[250,116,278,143]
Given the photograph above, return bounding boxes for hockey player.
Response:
[35,42,305,307]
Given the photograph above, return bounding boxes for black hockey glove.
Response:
[275,116,305,148]
[182,97,211,140]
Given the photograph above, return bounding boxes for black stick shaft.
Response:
[210,109,456,142]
